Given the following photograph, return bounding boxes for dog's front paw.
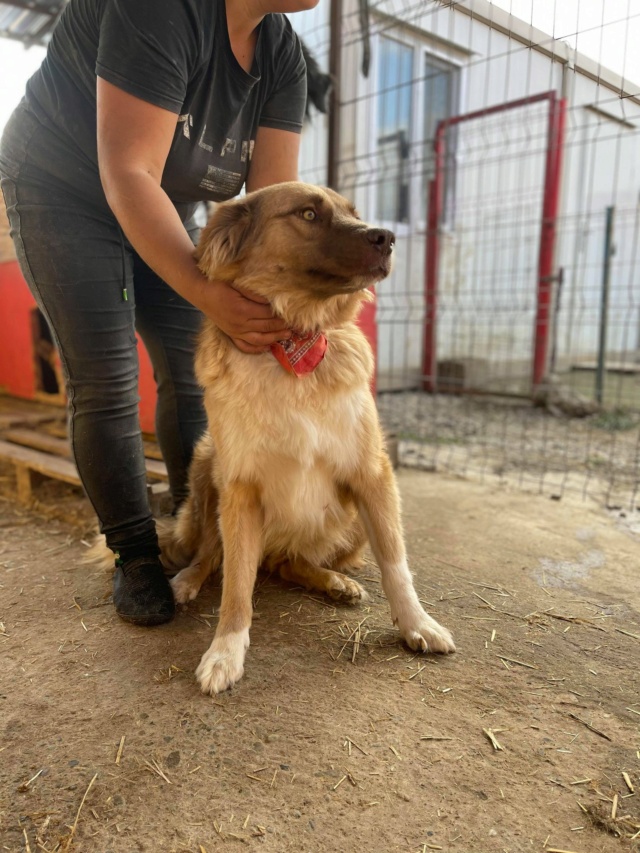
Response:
[195,629,250,695]
[396,610,455,654]
[170,564,203,604]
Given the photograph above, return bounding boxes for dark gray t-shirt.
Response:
[13,0,306,206]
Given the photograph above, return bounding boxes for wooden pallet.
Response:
[0,408,62,431]
[0,439,81,503]
[0,427,172,512]
[43,420,165,461]
[3,428,169,481]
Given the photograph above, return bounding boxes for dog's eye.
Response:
[301,209,317,221]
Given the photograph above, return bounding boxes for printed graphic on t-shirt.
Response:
[241,140,255,163]
[220,137,236,156]
[176,110,255,198]
[178,113,192,139]
[199,165,243,196]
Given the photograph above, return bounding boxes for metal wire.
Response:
[300,0,640,508]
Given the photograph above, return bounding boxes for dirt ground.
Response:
[1,466,639,853]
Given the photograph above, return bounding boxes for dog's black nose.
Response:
[366,228,395,253]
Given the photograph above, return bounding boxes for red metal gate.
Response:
[423,91,567,393]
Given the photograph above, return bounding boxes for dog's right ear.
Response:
[195,198,253,275]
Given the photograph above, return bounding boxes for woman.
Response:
[0,0,318,626]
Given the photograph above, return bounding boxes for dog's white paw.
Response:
[195,629,250,695]
[396,610,455,654]
[170,564,203,604]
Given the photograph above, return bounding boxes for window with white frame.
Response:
[374,34,460,227]
[376,36,413,224]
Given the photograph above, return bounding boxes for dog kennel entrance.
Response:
[31,308,64,401]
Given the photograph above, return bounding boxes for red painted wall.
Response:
[358,296,377,394]
[0,260,159,432]
[0,261,378,432]
[0,261,38,400]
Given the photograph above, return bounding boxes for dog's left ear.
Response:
[195,198,253,275]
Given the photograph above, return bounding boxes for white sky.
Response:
[0,0,639,135]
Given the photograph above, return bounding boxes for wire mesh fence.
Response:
[297,0,640,509]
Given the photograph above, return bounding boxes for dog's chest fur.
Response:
[199,325,374,559]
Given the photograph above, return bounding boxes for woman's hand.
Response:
[195,278,291,353]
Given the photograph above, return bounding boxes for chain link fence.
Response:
[297,0,640,509]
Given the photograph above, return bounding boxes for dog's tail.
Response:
[82,533,116,570]
[82,515,195,574]
[158,512,197,572]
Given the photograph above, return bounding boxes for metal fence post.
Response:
[327,0,342,190]
[595,206,615,405]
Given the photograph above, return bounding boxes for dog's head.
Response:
[194,183,395,330]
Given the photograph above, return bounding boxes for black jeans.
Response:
[1,121,207,553]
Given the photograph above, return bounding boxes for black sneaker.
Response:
[112,555,176,626]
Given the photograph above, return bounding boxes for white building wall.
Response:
[291,4,331,186]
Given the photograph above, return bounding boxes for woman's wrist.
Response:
[177,267,215,312]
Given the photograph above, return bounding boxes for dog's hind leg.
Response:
[277,557,368,604]
[170,544,221,604]
[156,515,192,573]
[170,511,223,603]
[167,500,212,602]
[195,481,263,695]
[329,519,368,573]
[170,442,222,601]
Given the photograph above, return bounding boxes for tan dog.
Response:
[165,182,455,694]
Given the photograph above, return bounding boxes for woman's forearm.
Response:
[95,78,289,351]
[100,166,290,352]
[101,167,210,309]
